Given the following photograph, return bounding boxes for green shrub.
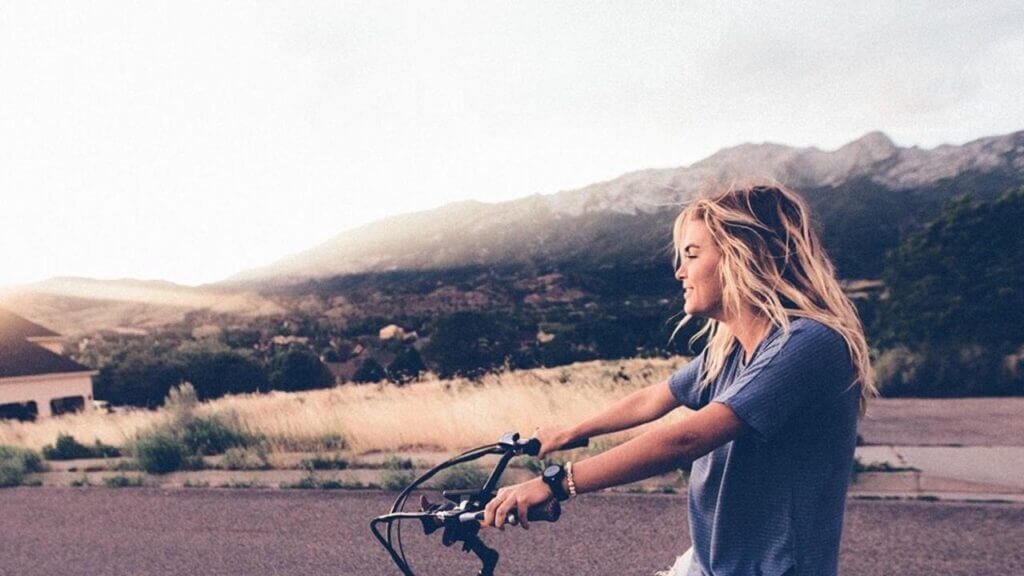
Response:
[182,415,261,456]
[131,384,266,474]
[221,479,263,489]
[103,474,145,488]
[380,469,416,491]
[319,479,369,490]
[42,434,122,460]
[0,461,26,488]
[134,432,185,475]
[319,434,347,451]
[280,475,321,490]
[517,455,567,475]
[107,459,141,471]
[221,447,269,471]
[299,455,349,470]
[381,455,414,470]
[0,446,45,488]
[432,465,489,491]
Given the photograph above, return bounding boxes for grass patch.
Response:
[319,478,374,490]
[103,474,145,488]
[220,447,270,470]
[431,464,489,491]
[515,455,568,475]
[106,459,141,472]
[299,455,349,470]
[380,469,416,491]
[42,433,121,460]
[220,479,265,489]
[70,475,93,487]
[183,479,210,488]
[0,445,45,488]
[381,455,414,470]
[280,475,321,490]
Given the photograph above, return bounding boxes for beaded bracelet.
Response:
[566,460,578,498]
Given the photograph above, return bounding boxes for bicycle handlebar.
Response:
[370,431,589,576]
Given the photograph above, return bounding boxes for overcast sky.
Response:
[2,1,1022,287]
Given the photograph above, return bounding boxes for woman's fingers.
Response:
[495,494,520,530]
[516,499,530,530]
[482,495,500,528]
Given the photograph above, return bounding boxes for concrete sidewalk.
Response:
[851,445,1024,502]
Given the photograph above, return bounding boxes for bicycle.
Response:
[371,431,588,576]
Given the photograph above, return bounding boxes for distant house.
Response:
[379,324,406,341]
[0,307,96,420]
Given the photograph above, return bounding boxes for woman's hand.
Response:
[533,425,575,459]
[480,478,553,531]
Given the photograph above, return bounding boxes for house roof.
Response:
[0,306,60,341]
[0,337,93,378]
[0,307,92,378]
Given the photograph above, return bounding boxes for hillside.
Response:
[226,129,1024,285]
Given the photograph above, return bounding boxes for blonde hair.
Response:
[672,184,878,415]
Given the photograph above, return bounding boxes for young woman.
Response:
[481,184,877,576]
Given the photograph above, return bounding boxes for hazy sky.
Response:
[2,1,1022,287]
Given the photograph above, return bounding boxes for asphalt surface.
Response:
[2,488,1023,576]
[858,398,1024,446]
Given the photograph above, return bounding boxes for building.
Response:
[0,307,96,420]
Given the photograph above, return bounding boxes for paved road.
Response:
[858,398,1024,446]
[2,488,1023,576]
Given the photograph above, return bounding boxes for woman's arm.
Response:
[569,402,744,494]
[483,402,746,529]
[539,381,693,457]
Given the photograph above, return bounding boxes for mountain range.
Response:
[225,129,1024,285]
[4,128,1023,334]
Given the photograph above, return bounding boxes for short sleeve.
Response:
[667,348,708,410]
[713,320,855,442]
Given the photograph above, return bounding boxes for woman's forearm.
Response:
[570,424,690,493]
[567,382,672,442]
[565,402,745,496]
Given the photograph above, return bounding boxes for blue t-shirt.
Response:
[668,317,860,576]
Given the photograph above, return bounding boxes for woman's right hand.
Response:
[532,426,576,459]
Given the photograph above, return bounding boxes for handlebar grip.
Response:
[562,437,589,450]
[468,498,562,526]
[522,436,590,457]
[523,498,561,523]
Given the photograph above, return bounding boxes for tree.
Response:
[877,188,1024,350]
[93,353,186,408]
[180,350,268,400]
[353,358,386,383]
[386,348,426,384]
[268,349,335,392]
[421,311,519,379]
[872,188,1024,396]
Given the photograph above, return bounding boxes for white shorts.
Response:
[654,547,694,576]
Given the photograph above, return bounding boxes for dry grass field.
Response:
[0,356,693,455]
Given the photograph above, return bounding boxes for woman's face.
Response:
[675,219,724,320]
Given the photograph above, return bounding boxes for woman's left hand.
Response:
[481,477,553,531]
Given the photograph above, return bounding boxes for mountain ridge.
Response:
[225,129,1024,285]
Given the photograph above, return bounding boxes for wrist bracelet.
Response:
[566,460,577,498]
